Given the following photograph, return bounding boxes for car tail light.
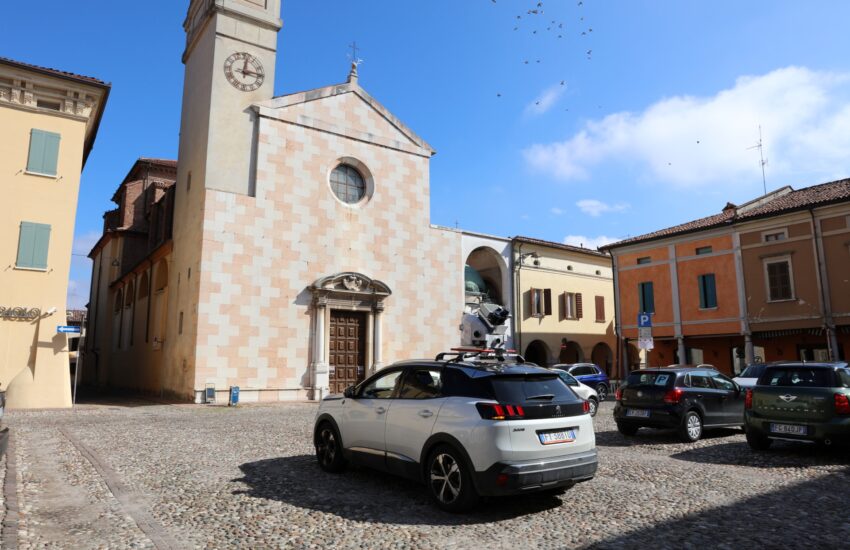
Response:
[582,400,590,414]
[835,394,850,415]
[615,388,623,401]
[745,389,753,410]
[663,388,684,404]
[476,403,525,420]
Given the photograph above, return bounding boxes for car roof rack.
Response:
[435,347,526,364]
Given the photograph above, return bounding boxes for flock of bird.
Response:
[490,0,595,110]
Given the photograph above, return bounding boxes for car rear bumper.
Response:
[613,403,682,429]
[745,413,850,443]
[474,449,598,496]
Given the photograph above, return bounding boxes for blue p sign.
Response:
[638,313,652,328]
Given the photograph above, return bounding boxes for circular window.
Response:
[330,164,366,204]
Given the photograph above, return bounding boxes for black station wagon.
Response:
[614,367,745,442]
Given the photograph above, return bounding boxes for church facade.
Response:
[87,0,462,402]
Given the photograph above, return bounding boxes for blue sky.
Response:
[3,1,850,308]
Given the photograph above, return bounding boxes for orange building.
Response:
[604,179,850,377]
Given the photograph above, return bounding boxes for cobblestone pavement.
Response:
[2,400,850,549]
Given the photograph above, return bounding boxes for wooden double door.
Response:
[329,310,368,394]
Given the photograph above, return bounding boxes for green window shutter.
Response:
[16,222,51,269]
[27,129,61,176]
[706,274,717,308]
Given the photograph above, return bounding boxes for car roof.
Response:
[762,361,849,369]
[387,359,554,378]
[631,367,715,374]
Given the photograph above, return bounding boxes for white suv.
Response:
[313,354,598,512]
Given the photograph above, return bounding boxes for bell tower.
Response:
[178,0,282,195]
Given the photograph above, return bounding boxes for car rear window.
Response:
[490,375,579,403]
[758,367,836,388]
[626,372,675,387]
[739,364,766,378]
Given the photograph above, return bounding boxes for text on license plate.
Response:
[538,429,576,445]
[626,408,651,418]
[770,423,807,436]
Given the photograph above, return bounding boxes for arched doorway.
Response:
[465,247,507,307]
[524,340,550,367]
[558,339,584,364]
[591,342,613,375]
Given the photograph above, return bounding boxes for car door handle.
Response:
[375,406,387,415]
[418,410,433,418]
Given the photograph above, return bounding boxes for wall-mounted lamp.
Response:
[111,259,120,267]
[46,307,57,316]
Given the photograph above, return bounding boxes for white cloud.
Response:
[73,231,101,255]
[525,84,565,116]
[550,207,564,215]
[524,67,850,187]
[563,235,620,250]
[577,199,630,217]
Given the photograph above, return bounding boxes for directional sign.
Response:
[637,313,652,328]
[638,327,652,340]
[57,326,81,334]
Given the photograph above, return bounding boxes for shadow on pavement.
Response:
[670,440,850,468]
[587,466,850,548]
[233,455,564,525]
[595,427,742,447]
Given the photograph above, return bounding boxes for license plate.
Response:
[538,429,576,445]
[626,408,651,418]
[770,423,807,436]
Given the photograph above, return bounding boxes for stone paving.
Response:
[2,399,849,549]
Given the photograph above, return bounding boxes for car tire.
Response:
[587,397,598,417]
[595,384,609,401]
[617,422,639,436]
[679,411,703,442]
[746,430,773,451]
[315,422,347,473]
[426,444,479,513]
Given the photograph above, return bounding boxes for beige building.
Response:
[0,57,109,408]
[512,237,617,374]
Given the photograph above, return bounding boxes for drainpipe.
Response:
[610,252,623,381]
[513,240,524,356]
[809,209,839,360]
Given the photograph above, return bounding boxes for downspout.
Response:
[610,251,623,381]
[809,209,839,360]
[513,240,524,356]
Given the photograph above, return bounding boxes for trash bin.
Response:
[229,386,240,406]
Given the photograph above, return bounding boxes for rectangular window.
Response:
[563,292,577,319]
[695,246,712,255]
[595,296,605,322]
[698,274,718,309]
[531,288,552,317]
[26,129,61,176]
[637,256,651,265]
[16,222,51,269]
[638,282,655,314]
[765,259,793,301]
[763,230,788,242]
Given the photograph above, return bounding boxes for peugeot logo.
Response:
[779,395,797,403]
[555,405,562,416]
[637,391,643,398]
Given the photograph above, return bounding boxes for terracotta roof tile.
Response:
[604,177,850,250]
[0,56,108,87]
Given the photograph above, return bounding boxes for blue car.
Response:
[556,363,611,401]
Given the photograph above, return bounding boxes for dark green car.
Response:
[744,362,850,450]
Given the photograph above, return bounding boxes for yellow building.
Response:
[0,57,110,408]
[512,237,617,375]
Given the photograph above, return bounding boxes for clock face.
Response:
[223,52,265,92]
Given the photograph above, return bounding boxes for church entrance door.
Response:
[329,310,367,394]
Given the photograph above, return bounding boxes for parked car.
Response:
[744,362,850,450]
[734,363,767,389]
[550,368,599,417]
[314,352,598,512]
[613,367,745,442]
[556,363,611,401]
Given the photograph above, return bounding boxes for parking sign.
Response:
[638,313,652,328]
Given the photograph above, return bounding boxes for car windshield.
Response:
[490,375,578,403]
[739,364,766,378]
[758,367,835,388]
[626,372,675,387]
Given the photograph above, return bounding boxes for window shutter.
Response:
[647,283,655,313]
[595,296,605,322]
[698,275,707,309]
[27,129,61,176]
[16,222,50,269]
[543,289,552,316]
[560,292,566,321]
[706,274,717,308]
[576,293,583,319]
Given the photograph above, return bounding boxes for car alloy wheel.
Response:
[315,424,346,472]
[588,398,598,417]
[681,411,702,442]
[595,384,608,401]
[430,453,462,505]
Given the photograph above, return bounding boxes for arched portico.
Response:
[310,272,392,400]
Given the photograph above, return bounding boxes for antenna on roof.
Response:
[747,125,768,195]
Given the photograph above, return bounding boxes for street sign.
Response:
[639,327,652,340]
[638,336,654,350]
[637,313,652,328]
[57,326,81,334]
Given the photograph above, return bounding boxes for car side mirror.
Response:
[343,386,356,399]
